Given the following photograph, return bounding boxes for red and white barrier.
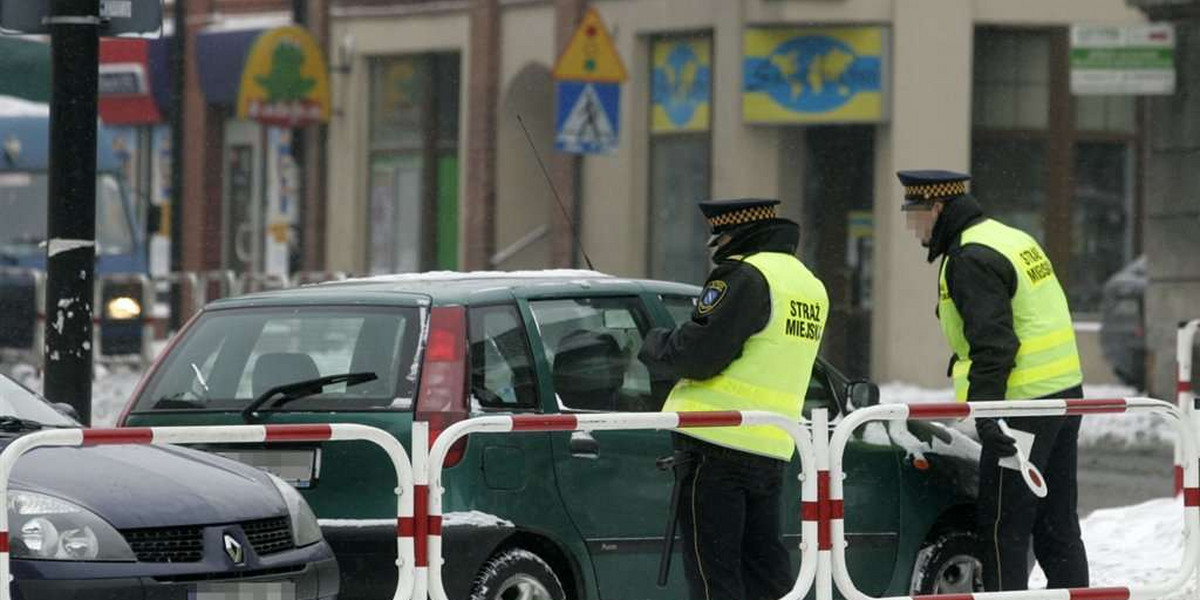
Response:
[423,410,819,600]
[1177,320,1199,494]
[827,398,1200,600]
[0,424,416,600]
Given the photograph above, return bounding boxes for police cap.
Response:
[896,170,970,211]
[698,198,780,241]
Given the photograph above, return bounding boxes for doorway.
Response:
[802,126,874,378]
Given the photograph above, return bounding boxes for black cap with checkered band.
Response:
[698,198,781,245]
[896,170,971,211]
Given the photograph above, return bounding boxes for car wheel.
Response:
[910,529,984,595]
[469,548,566,600]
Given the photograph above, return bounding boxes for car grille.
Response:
[243,516,295,556]
[124,526,204,563]
[122,517,294,563]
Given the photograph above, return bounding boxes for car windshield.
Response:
[0,172,134,257]
[0,375,79,427]
[132,306,423,413]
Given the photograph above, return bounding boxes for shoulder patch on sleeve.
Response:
[696,280,728,315]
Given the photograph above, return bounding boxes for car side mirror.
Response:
[846,380,880,409]
[52,402,81,422]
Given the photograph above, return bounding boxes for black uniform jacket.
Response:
[926,195,1020,402]
[639,220,801,385]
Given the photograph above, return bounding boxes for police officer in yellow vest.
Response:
[898,170,1088,592]
[639,198,827,600]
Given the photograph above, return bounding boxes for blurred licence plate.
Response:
[214,449,319,488]
[189,581,296,600]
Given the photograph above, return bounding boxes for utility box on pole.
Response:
[0,0,161,424]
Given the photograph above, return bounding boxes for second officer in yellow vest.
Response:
[897,170,1088,592]
[639,198,827,600]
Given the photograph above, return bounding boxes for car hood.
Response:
[6,438,288,530]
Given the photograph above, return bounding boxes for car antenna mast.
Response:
[516,114,596,271]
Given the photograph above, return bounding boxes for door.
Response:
[368,153,424,274]
[223,121,264,274]
[802,126,875,378]
[526,295,678,599]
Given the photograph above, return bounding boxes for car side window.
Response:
[469,305,539,410]
[529,297,656,412]
[661,295,697,326]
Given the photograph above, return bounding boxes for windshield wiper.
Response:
[0,415,50,432]
[241,372,377,423]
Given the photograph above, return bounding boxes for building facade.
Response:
[1126,0,1200,397]
[326,0,1147,387]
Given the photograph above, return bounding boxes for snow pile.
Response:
[0,95,49,117]
[10,362,142,427]
[1029,496,1197,598]
[878,383,1174,449]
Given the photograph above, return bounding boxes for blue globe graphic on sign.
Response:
[745,35,881,113]
[652,44,711,127]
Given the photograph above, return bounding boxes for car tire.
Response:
[468,548,566,600]
[910,529,985,596]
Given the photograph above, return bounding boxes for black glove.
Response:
[975,419,1017,457]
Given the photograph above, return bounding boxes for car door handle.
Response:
[569,431,600,457]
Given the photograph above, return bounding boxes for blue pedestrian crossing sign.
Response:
[555,81,620,155]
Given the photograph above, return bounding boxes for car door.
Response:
[525,294,679,600]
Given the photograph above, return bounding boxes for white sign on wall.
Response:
[1071,23,1176,96]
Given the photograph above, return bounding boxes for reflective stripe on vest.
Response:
[662,252,828,460]
[938,219,1083,401]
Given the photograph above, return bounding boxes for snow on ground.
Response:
[1029,496,1197,599]
[879,382,1174,449]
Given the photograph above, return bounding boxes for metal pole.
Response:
[169,0,187,330]
[43,0,100,425]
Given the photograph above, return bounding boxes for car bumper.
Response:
[11,555,339,600]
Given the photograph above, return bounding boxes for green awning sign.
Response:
[1070,23,1175,95]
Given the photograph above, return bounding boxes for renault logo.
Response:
[223,534,245,565]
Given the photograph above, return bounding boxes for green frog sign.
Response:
[237,26,331,127]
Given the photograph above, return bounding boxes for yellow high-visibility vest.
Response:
[938,219,1082,401]
[663,252,828,460]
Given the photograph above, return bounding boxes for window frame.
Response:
[467,302,542,413]
[971,26,1144,316]
[526,295,659,414]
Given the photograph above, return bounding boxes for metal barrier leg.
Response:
[413,422,430,600]
[812,409,834,600]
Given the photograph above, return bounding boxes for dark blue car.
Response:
[0,374,339,599]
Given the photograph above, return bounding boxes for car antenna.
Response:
[515,114,596,271]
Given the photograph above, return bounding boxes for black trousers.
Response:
[675,435,794,600]
[977,386,1089,591]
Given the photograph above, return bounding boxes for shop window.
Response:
[971,27,1140,315]
[367,53,460,274]
[647,34,713,286]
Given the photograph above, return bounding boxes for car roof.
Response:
[208,269,702,309]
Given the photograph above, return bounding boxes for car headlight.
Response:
[105,296,142,320]
[7,491,135,561]
[267,474,323,547]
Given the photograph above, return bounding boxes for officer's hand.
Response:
[974,418,1017,457]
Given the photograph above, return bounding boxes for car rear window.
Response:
[132,306,423,413]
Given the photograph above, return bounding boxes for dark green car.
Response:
[120,271,983,600]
